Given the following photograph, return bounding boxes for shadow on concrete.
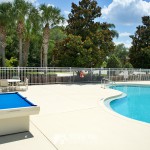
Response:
[0,131,33,144]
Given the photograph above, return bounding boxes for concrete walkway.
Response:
[1,82,150,150]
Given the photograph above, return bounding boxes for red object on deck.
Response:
[80,71,84,78]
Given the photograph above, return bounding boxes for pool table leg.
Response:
[0,116,29,136]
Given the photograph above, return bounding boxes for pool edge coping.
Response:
[100,83,150,127]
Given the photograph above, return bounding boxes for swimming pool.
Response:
[109,85,150,123]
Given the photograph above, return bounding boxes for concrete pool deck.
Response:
[1,81,150,150]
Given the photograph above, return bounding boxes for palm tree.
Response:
[23,7,41,66]
[98,23,119,38]
[0,2,13,66]
[39,4,64,67]
[98,22,119,56]
[13,0,31,67]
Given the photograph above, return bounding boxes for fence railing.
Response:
[0,67,150,85]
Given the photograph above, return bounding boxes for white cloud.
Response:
[25,0,36,3]
[0,0,13,3]
[102,0,150,25]
[64,10,70,15]
[63,10,70,18]
[114,40,132,48]
[0,0,37,4]
[59,20,68,27]
[47,3,55,7]
[119,32,131,37]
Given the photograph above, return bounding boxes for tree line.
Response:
[0,0,149,68]
[0,0,64,67]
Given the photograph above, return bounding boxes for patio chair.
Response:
[0,79,10,92]
[16,78,28,91]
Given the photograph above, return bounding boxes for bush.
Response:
[5,57,18,67]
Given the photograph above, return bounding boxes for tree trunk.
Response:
[40,46,43,67]
[1,46,5,67]
[0,27,6,67]
[19,37,23,67]
[17,21,24,67]
[41,24,50,67]
[23,39,30,67]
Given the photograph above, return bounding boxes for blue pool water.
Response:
[0,92,36,109]
[110,85,150,123]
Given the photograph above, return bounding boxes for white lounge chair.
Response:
[16,78,28,91]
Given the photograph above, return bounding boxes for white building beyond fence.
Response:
[0,67,150,85]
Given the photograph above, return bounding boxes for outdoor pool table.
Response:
[0,92,40,136]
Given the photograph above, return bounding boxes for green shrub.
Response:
[5,57,18,67]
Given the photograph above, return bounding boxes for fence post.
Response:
[70,67,72,83]
[91,67,93,82]
[109,68,110,81]
[18,66,20,77]
[46,67,48,84]
[140,68,141,81]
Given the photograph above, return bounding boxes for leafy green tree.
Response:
[39,4,64,67]
[124,62,133,68]
[129,16,150,68]
[48,26,66,66]
[27,34,42,67]
[55,0,117,67]
[5,32,19,64]
[0,2,13,66]
[0,1,66,67]
[107,54,122,68]
[56,35,100,67]
[50,26,66,42]
[101,61,107,68]
[114,43,129,67]
[66,0,101,40]
[53,34,84,67]
[97,22,118,59]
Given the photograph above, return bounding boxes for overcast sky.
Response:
[1,0,150,48]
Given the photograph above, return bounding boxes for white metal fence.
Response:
[0,67,150,85]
